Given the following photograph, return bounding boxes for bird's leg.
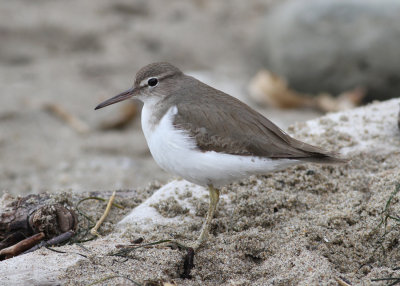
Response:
[135,186,219,253]
[193,185,220,250]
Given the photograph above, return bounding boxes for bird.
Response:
[95,62,346,250]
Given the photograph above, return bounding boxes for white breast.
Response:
[141,104,298,187]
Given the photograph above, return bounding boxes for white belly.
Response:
[141,104,298,187]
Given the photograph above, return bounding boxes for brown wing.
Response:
[170,76,345,163]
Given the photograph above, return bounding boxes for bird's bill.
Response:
[95,87,136,110]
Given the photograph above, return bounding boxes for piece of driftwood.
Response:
[43,103,90,134]
[23,230,76,255]
[0,232,45,259]
[248,69,365,112]
[0,194,77,260]
[99,101,139,130]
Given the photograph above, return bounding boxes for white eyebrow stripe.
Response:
[139,78,149,87]
[138,72,175,88]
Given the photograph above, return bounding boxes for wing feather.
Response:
[164,75,345,163]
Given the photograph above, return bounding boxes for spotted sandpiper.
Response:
[95,62,346,249]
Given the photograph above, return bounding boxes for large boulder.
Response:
[258,0,400,102]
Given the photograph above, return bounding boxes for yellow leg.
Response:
[194,185,220,250]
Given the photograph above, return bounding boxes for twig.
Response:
[0,232,45,259]
[90,191,116,237]
[382,183,400,220]
[44,103,89,134]
[371,277,400,286]
[44,246,88,258]
[111,239,184,257]
[99,102,138,130]
[75,243,92,253]
[374,183,400,253]
[181,247,195,279]
[112,239,195,281]
[74,195,125,240]
[335,276,352,286]
[23,230,75,254]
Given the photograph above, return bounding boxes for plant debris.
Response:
[248,69,365,112]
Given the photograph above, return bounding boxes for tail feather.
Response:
[297,152,348,164]
[289,137,348,164]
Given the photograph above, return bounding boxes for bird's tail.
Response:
[289,137,348,164]
[297,152,348,164]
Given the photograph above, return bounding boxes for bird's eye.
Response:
[147,78,158,87]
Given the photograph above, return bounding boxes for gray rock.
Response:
[258,0,400,102]
[398,105,400,131]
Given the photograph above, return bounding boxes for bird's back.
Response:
[167,75,346,164]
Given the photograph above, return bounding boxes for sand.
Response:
[1,99,399,285]
[1,1,399,285]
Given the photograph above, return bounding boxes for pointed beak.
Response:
[95,87,136,110]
